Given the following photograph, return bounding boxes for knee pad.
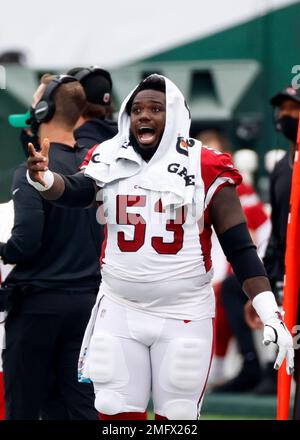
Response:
[87,332,116,383]
[95,390,125,415]
[164,399,197,420]
[168,338,203,391]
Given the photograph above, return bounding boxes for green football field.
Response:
[147,412,273,420]
[146,392,284,420]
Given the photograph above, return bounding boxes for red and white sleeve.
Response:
[79,144,99,171]
[201,146,242,210]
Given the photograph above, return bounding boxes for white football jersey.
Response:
[91,146,241,320]
[82,77,242,320]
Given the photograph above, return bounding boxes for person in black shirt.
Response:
[246,85,300,419]
[67,66,117,149]
[263,86,299,294]
[0,74,100,420]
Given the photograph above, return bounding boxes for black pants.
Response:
[2,287,98,420]
[40,371,71,420]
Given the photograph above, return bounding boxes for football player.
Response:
[26,74,294,420]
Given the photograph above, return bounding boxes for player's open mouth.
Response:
[137,126,156,144]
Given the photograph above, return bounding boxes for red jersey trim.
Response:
[79,144,99,171]
[100,224,108,269]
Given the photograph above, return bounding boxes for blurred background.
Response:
[1,0,300,202]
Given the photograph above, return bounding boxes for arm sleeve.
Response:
[51,172,97,209]
[0,166,45,264]
[217,222,267,285]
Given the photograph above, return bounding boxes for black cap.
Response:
[270,86,300,107]
[67,66,112,106]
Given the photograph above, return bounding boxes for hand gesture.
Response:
[263,315,294,375]
[27,138,50,187]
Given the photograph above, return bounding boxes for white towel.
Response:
[84,76,204,216]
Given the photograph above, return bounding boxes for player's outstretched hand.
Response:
[27,138,50,187]
[263,314,294,375]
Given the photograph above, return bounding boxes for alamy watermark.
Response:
[292,325,300,349]
[94,186,204,228]
[0,65,6,90]
[291,65,300,90]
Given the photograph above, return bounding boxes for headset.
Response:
[73,66,112,89]
[34,74,77,123]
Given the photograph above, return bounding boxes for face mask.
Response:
[277,115,299,143]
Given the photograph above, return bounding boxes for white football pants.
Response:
[85,296,214,419]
